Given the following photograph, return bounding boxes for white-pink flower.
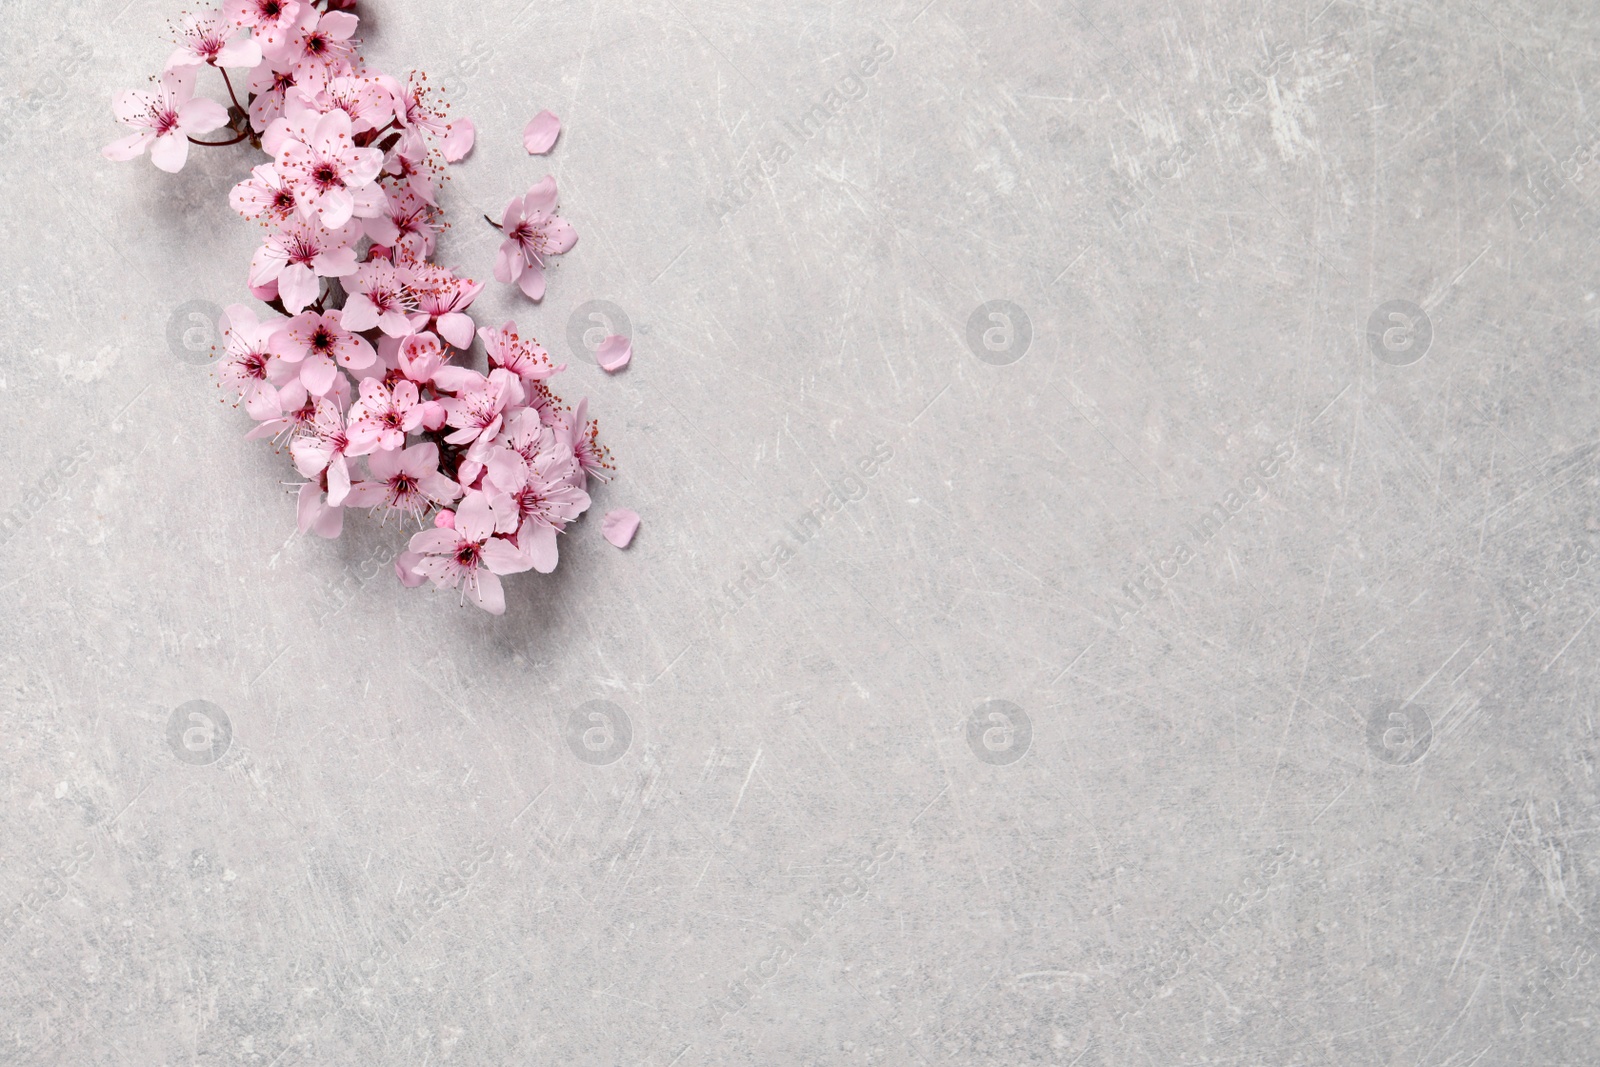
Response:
[248,216,360,315]
[103,68,229,173]
[216,303,294,408]
[229,163,299,221]
[366,183,437,255]
[406,490,529,614]
[493,176,577,301]
[166,9,262,71]
[224,0,304,52]
[290,395,356,504]
[339,261,415,337]
[346,376,422,454]
[269,309,374,395]
[268,9,359,95]
[364,441,460,525]
[478,321,557,380]
[484,411,591,574]
[275,108,384,228]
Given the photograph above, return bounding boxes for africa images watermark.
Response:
[702,837,898,1028]
[709,439,894,623]
[1105,437,1296,630]
[709,35,897,226]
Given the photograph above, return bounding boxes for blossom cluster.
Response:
[104,0,625,614]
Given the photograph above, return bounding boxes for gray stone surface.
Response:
[4,0,1600,1063]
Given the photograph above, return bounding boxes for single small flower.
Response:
[484,410,591,573]
[558,397,615,488]
[438,367,522,454]
[166,9,263,71]
[396,331,445,383]
[406,489,529,614]
[346,376,423,454]
[248,216,361,314]
[244,379,319,443]
[246,64,298,132]
[478,321,557,380]
[314,74,395,134]
[493,176,577,301]
[397,252,483,347]
[275,108,385,228]
[103,67,229,173]
[269,8,359,95]
[365,182,438,255]
[290,395,356,504]
[269,309,375,396]
[364,441,461,525]
[216,303,294,408]
[229,163,299,222]
[382,71,471,159]
[224,0,303,52]
[380,129,434,199]
[339,260,416,337]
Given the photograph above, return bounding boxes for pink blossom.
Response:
[382,72,470,160]
[224,0,303,52]
[244,380,317,443]
[216,303,293,408]
[103,68,229,173]
[479,321,557,380]
[269,309,374,395]
[248,216,360,314]
[558,398,614,487]
[246,64,298,132]
[229,163,299,221]
[484,411,591,573]
[396,331,445,384]
[166,10,262,71]
[268,8,359,95]
[365,183,437,255]
[297,481,345,538]
[275,108,384,228]
[493,176,578,301]
[339,261,416,337]
[290,396,356,504]
[346,376,422,454]
[364,441,460,524]
[313,75,394,134]
[438,367,522,456]
[397,253,483,347]
[406,490,529,614]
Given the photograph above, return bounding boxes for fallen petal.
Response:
[602,509,640,548]
[523,109,561,154]
[596,334,631,372]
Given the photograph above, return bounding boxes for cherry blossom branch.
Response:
[218,66,246,113]
[189,129,252,146]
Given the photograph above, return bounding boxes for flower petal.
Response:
[596,334,631,372]
[522,110,561,154]
[467,569,506,614]
[602,509,640,548]
[441,117,476,162]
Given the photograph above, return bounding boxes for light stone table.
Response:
[4,0,1600,1063]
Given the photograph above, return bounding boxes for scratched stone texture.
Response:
[3,0,1600,1063]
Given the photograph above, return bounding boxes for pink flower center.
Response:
[153,107,181,136]
[454,542,481,568]
[312,161,343,190]
[309,326,337,355]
